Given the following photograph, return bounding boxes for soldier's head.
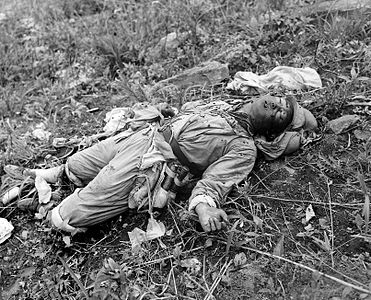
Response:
[249,95,295,136]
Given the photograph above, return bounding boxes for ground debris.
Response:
[327,114,361,134]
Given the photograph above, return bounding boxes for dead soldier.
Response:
[6,95,317,233]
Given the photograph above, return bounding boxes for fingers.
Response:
[202,221,211,232]
[197,207,229,232]
[209,218,217,231]
[219,210,229,223]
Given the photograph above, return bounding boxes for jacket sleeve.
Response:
[188,137,257,211]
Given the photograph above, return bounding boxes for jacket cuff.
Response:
[188,194,217,212]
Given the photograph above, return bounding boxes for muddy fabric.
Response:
[54,105,257,228]
[58,127,154,227]
[54,99,315,229]
[168,111,257,206]
[227,66,322,93]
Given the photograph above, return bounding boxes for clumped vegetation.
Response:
[1,0,371,299]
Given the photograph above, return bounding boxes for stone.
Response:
[149,31,188,60]
[327,115,361,134]
[0,13,7,24]
[151,61,229,92]
[309,0,371,14]
[354,129,371,141]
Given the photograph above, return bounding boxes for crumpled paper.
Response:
[128,217,166,249]
[0,218,14,244]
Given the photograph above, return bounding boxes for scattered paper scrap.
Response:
[305,204,316,223]
[2,186,20,205]
[128,217,166,249]
[0,218,14,244]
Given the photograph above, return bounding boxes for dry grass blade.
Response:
[239,245,371,295]
[358,172,370,233]
[58,254,89,300]
[326,178,335,267]
[203,259,232,300]
[225,220,240,256]
[250,194,364,208]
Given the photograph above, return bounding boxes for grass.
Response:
[1,0,371,299]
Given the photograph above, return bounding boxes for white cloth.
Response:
[188,194,217,212]
[227,66,322,92]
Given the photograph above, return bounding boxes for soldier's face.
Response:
[251,95,293,133]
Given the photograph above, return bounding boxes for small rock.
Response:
[327,115,360,134]
[151,61,229,92]
[313,0,370,14]
[149,31,188,59]
[354,129,371,141]
[0,13,7,24]
[158,32,181,52]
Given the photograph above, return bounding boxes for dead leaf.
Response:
[253,215,263,230]
[180,258,202,275]
[311,235,331,252]
[21,230,29,240]
[318,218,328,229]
[35,176,51,204]
[128,228,146,250]
[146,217,166,239]
[305,204,315,223]
[63,236,71,247]
[1,186,20,205]
[323,231,331,251]
[21,267,36,278]
[0,218,14,244]
[233,252,247,267]
[304,224,313,231]
[32,123,51,140]
[273,235,285,257]
[128,217,166,249]
[205,238,213,248]
[173,245,182,259]
[342,286,353,298]
[359,173,370,233]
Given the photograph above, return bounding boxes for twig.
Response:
[358,173,370,233]
[204,259,232,300]
[88,235,109,250]
[171,260,178,297]
[252,171,271,192]
[131,246,204,268]
[184,272,209,293]
[169,205,185,247]
[58,254,89,299]
[203,254,210,292]
[250,194,364,208]
[347,101,371,106]
[238,246,371,295]
[326,179,335,268]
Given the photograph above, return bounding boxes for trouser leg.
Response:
[50,129,152,230]
[64,137,118,186]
